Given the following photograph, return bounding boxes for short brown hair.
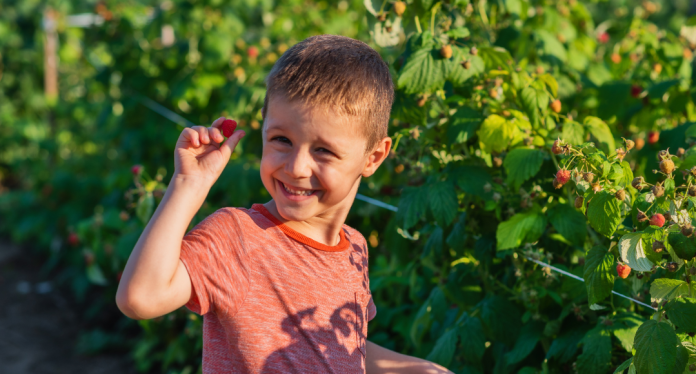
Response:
[263,35,394,151]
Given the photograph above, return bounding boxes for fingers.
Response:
[181,127,201,147]
[210,117,225,129]
[219,130,246,159]
[191,126,213,145]
[209,126,224,144]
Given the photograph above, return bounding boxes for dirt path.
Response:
[0,241,137,374]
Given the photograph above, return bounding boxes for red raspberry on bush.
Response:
[648,131,660,144]
[68,232,79,246]
[247,46,259,58]
[630,85,642,98]
[616,263,631,279]
[555,169,571,185]
[221,119,237,138]
[598,32,610,44]
[131,164,142,175]
[650,213,665,228]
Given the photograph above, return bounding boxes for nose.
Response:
[284,148,313,179]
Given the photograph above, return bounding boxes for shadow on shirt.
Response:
[260,301,367,373]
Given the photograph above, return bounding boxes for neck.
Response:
[263,180,360,246]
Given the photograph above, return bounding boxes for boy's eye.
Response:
[316,147,334,155]
[273,136,291,145]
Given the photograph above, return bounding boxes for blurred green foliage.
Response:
[3,0,696,373]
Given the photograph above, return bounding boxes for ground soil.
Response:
[0,240,137,374]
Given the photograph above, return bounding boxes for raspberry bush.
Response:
[2,0,696,373]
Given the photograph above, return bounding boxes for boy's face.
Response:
[260,96,389,222]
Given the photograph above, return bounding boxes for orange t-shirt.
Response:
[179,204,376,374]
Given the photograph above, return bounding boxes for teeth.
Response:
[282,182,313,196]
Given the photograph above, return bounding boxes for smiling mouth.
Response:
[280,181,316,196]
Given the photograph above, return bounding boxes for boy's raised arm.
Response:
[115,117,245,320]
[365,341,453,374]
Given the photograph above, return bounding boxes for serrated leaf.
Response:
[546,327,586,363]
[539,73,559,97]
[618,232,655,272]
[664,297,696,333]
[455,165,493,198]
[449,53,485,85]
[650,279,692,304]
[397,40,447,94]
[504,321,544,364]
[429,182,458,227]
[503,148,545,190]
[426,328,458,367]
[447,107,483,145]
[583,245,615,304]
[633,320,681,374]
[423,226,443,257]
[562,121,585,146]
[548,204,587,245]
[446,213,467,250]
[459,314,486,363]
[496,206,547,250]
[668,232,696,261]
[537,30,568,63]
[585,116,616,153]
[587,191,622,238]
[609,312,644,352]
[478,295,521,346]
[619,161,634,188]
[614,358,632,374]
[577,327,612,374]
[520,86,540,128]
[397,186,428,230]
[477,115,519,153]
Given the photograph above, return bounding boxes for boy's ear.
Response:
[362,136,392,178]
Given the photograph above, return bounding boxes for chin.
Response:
[275,203,316,222]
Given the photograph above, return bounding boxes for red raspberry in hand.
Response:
[221,119,237,138]
[616,263,631,279]
[556,169,571,185]
[650,213,665,228]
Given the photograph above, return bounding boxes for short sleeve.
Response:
[367,296,377,321]
[179,208,249,316]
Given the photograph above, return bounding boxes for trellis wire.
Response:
[137,93,658,312]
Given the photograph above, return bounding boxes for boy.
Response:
[116,35,452,374]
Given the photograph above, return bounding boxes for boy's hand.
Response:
[174,117,246,187]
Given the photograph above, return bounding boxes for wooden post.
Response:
[44,8,58,103]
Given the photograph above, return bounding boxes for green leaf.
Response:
[585,117,616,153]
[618,161,634,188]
[618,232,655,272]
[537,30,568,63]
[668,232,696,261]
[458,314,486,363]
[397,40,447,94]
[136,192,155,225]
[633,320,682,374]
[650,279,692,304]
[446,213,467,250]
[608,312,644,352]
[424,226,444,257]
[429,182,458,227]
[648,80,679,99]
[583,246,615,305]
[455,165,493,198]
[478,295,521,346]
[398,186,428,230]
[577,327,612,374]
[496,206,547,250]
[503,148,545,190]
[447,107,483,145]
[86,264,109,286]
[587,191,622,238]
[504,321,544,364]
[477,115,519,153]
[613,358,632,374]
[478,46,514,72]
[546,327,586,363]
[562,121,585,146]
[448,52,485,86]
[548,204,587,245]
[539,73,559,97]
[426,328,458,367]
[520,86,540,128]
[664,298,696,333]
